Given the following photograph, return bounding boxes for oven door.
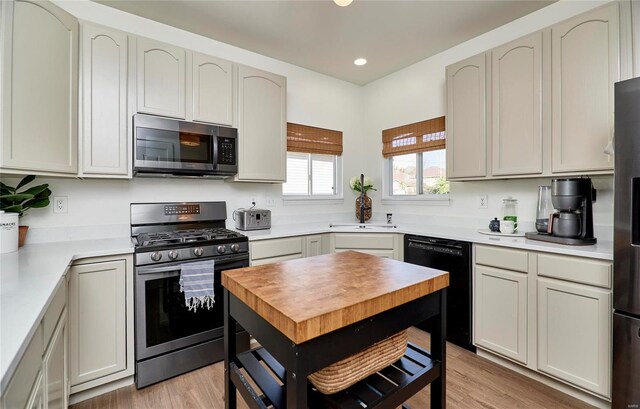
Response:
[135,254,248,360]
[134,114,216,175]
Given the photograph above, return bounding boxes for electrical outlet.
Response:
[53,196,68,214]
[478,195,488,209]
[265,198,276,207]
[250,197,256,206]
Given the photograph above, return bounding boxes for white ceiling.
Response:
[96,0,554,85]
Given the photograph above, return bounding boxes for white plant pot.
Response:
[0,211,19,254]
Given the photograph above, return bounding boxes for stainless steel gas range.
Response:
[130,202,250,388]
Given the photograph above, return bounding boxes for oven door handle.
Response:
[136,254,249,275]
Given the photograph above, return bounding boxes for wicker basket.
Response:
[308,330,408,395]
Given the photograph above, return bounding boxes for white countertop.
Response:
[0,221,612,394]
[237,222,613,260]
[0,237,133,393]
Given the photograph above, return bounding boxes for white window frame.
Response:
[381,151,450,205]
[283,152,344,204]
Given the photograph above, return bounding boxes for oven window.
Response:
[144,274,223,347]
[136,128,212,164]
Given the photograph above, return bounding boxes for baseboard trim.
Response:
[69,376,134,405]
[476,349,611,409]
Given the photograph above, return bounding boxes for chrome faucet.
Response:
[359,173,371,224]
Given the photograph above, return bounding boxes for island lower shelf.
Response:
[230,342,441,409]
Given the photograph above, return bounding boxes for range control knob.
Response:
[193,247,204,257]
[168,250,179,260]
[217,245,227,254]
[230,244,240,253]
[150,252,162,262]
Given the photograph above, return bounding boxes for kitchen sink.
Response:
[329,223,397,229]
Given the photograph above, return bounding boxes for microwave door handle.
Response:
[212,130,219,170]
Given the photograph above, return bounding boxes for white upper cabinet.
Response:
[80,23,129,177]
[633,1,640,78]
[551,3,618,173]
[235,65,286,182]
[192,52,234,126]
[1,0,78,175]
[136,37,186,119]
[492,32,543,176]
[446,53,488,179]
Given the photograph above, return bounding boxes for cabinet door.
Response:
[44,312,67,409]
[304,235,324,258]
[25,372,44,409]
[236,66,286,182]
[446,53,487,179]
[80,23,129,177]
[192,52,233,126]
[537,277,611,397]
[1,0,78,174]
[633,1,640,78]
[551,4,618,173]
[475,265,528,364]
[136,37,186,119]
[69,260,127,386]
[492,32,543,176]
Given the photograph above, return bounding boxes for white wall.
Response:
[2,0,365,229]
[361,0,615,231]
[2,0,619,235]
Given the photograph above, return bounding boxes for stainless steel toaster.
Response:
[234,209,271,231]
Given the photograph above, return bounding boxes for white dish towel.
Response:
[179,260,215,312]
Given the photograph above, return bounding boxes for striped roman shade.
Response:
[287,123,343,155]
[382,116,446,158]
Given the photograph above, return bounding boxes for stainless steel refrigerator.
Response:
[613,76,640,408]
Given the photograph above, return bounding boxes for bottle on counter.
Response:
[535,186,554,233]
[502,197,518,229]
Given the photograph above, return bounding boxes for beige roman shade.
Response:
[382,116,446,158]
[287,123,343,156]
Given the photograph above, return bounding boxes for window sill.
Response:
[283,196,344,205]
[381,196,451,206]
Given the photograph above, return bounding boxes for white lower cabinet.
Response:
[69,258,132,390]
[1,280,68,409]
[537,277,611,397]
[44,311,68,409]
[475,265,528,364]
[250,234,329,265]
[330,233,402,260]
[474,244,612,400]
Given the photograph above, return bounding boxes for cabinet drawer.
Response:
[42,280,66,347]
[335,249,395,259]
[537,253,612,288]
[250,237,303,260]
[251,253,302,266]
[334,234,395,250]
[2,326,43,409]
[475,245,528,273]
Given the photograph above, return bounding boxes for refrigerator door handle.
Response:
[633,177,639,246]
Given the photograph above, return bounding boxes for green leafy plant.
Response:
[0,175,51,217]
[349,176,377,194]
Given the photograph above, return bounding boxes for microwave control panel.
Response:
[218,137,236,165]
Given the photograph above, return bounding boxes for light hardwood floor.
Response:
[71,327,595,409]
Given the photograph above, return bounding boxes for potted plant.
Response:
[0,175,51,247]
[349,175,376,222]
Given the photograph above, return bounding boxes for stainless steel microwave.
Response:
[133,114,238,177]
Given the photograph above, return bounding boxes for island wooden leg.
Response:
[224,289,238,409]
[430,289,447,409]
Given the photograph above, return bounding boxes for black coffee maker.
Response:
[526,177,597,245]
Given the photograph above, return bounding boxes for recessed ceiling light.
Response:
[354,58,367,66]
[334,0,353,7]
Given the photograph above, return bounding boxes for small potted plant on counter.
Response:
[349,175,376,222]
[0,175,52,247]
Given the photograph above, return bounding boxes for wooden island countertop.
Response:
[222,251,449,344]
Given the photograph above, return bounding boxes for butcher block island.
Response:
[222,251,450,409]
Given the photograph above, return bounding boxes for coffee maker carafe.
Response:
[526,177,597,245]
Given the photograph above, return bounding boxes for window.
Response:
[383,117,449,198]
[283,123,343,199]
[282,153,340,196]
[391,150,449,195]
